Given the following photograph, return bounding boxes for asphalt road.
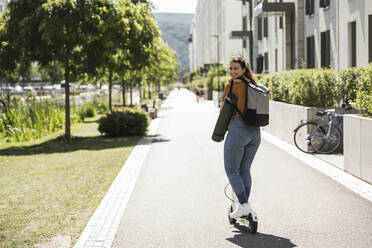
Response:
[112,89,372,248]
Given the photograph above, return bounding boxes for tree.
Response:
[144,38,179,94]
[0,0,159,138]
[82,0,159,111]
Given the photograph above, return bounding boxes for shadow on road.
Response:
[226,225,296,248]
[0,135,140,156]
[146,134,171,144]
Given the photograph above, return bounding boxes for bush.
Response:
[336,67,363,105]
[357,63,372,117]
[98,109,149,136]
[78,105,96,121]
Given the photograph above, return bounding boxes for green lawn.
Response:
[0,117,141,247]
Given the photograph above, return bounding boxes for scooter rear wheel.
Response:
[228,205,236,224]
[247,213,258,234]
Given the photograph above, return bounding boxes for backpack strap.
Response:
[228,78,246,117]
[229,79,234,95]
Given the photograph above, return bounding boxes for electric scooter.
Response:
[226,184,258,234]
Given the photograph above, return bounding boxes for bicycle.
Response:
[293,100,352,154]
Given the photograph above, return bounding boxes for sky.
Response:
[151,0,197,13]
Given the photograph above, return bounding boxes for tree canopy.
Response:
[0,0,180,138]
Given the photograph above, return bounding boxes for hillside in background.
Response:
[153,13,194,71]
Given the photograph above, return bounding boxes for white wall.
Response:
[304,0,338,70]
[338,0,372,70]
[221,0,243,66]
[191,0,243,71]
[253,0,303,73]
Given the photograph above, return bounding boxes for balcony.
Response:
[229,30,252,40]
[253,1,295,17]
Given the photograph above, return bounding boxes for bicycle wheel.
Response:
[293,122,320,153]
[311,125,341,154]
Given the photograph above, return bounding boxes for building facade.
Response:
[252,0,305,73]
[338,0,372,70]
[190,0,372,73]
[189,0,243,72]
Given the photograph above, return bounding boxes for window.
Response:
[243,39,247,48]
[305,0,314,16]
[279,0,283,29]
[306,36,315,68]
[257,55,264,73]
[349,21,356,67]
[243,16,247,31]
[264,52,269,71]
[264,17,268,38]
[258,17,262,40]
[369,15,372,63]
[321,30,331,68]
[320,0,330,8]
[275,49,278,72]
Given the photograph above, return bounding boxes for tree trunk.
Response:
[130,83,133,107]
[148,83,151,99]
[64,64,71,139]
[139,83,142,103]
[109,69,113,112]
[122,80,126,106]
[143,83,146,100]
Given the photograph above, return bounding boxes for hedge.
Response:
[357,64,372,117]
[261,64,372,117]
[189,63,372,118]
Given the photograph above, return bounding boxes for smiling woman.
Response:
[151,0,197,13]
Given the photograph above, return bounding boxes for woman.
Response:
[221,56,261,219]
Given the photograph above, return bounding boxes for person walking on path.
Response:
[221,56,261,219]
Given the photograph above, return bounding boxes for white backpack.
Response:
[229,77,270,127]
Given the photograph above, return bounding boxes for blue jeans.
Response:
[224,116,261,204]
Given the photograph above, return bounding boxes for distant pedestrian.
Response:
[193,86,200,103]
[221,56,260,219]
[199,85,205,102]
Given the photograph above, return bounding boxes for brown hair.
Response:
[230,56,257,82]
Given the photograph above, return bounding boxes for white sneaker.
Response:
[229,202,250,218]
[248,202,258,221]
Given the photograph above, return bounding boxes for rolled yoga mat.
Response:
[211,94,237,142]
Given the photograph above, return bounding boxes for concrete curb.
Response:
[73,111,162,248]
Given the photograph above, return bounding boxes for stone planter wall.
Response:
[344,115,372,184]
[262,100,358,152]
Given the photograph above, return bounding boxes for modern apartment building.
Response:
[304,0,372,71]
[337,0,372,70]
[190,0,372,73]
[252,0,305,73]
[189,0,243,72]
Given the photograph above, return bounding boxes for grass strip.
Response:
[0,117,141,247]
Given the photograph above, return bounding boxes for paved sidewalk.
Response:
[75,89,372,248]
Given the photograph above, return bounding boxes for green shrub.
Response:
[98,108,149,136]
[78,105,96,121]
[264,69,336,107]
[336,67,363,105]
[313,69,336,107]
[357,64,372,117]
